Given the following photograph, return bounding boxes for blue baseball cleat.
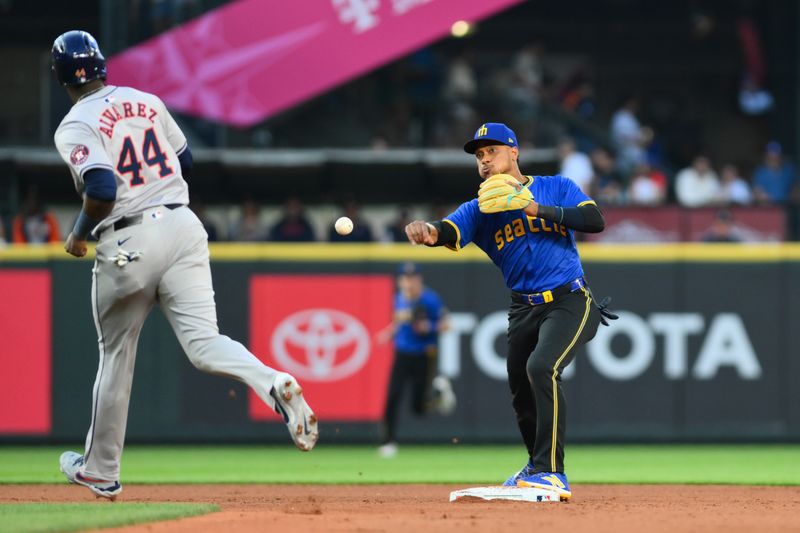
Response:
[502,462,535,486]
[517,471,571,500]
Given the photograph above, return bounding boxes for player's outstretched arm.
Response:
[405,220,458,247]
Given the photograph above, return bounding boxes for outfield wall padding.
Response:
[1,243,798,443]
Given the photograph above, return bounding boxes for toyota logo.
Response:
[271,308,371,382]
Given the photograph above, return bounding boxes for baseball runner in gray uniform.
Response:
[51,30,318,500]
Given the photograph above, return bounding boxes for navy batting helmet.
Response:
[51,30,107,86]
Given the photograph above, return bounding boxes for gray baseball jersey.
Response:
[53,85,315,481]
[55,85,189,233]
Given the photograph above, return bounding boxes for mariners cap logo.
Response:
[464,122,518,154]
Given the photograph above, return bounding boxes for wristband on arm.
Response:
[428,220,457,247]
[71,210,103,240]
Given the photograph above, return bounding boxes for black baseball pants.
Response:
[506,287,600,473]
[381,352,432,444]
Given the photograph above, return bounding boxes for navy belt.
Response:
[102,203,184,235]
[511,277,587,306]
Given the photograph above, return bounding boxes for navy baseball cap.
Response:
[463,122,518,154]
[397,261,421,276]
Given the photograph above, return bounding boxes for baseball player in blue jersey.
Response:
[405,123,617,500]
[377,262,452,457]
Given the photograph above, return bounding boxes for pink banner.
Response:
[108,0,522,127]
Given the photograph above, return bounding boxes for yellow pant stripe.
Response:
[550,287,592,471]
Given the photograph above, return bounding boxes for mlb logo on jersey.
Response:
[69,144,89,165]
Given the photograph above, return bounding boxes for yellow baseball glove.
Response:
[478,174,533,213]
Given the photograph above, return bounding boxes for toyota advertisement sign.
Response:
[249,275,394,421]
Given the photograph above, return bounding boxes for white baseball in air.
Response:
[335,216,353,236]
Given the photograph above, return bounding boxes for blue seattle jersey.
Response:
[444,175,595,292]
[394,287,444,354]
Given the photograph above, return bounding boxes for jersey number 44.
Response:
[116,127,174,187]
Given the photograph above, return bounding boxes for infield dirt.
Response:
[2,484,800,532]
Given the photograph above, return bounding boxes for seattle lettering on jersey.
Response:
[99,101,159,139]
[495,215,568,251]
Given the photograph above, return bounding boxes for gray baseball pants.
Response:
[83,205,279,480]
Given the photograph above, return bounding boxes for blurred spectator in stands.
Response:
[753,141,797,204]
[228,198,268,241]
[736,16,773,117]
[702,210,742,243]
[440,52,478,146]
[329,198,374,242]
[610,95,651,175]
[443,52,477,107]
[558,137,593,194]
[561,75,596,122]
[674,155,721,207]
[405,48,442,145]
[269,196,316,242]
[190,201,220,242]
[504,43,546,144]
[560,73,597,153]
[591,147,626,205]
[512,43,545,94]
[719,164,752,205]
[627,162,666,206]
[385,207,413,243]
[12,187,61,244]
[739,76,774,116]
[0,217,7,246]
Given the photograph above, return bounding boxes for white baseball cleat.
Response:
[269,373,319,451]
[432,375,457,416]
[378,442,398,458]
[59,451,122,501]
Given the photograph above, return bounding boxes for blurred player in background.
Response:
[404,123,617,499]
[376,262,454,457]
[50,30,318,500]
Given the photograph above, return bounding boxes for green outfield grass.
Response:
[1,444,799,486]
[0,503,217,533]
